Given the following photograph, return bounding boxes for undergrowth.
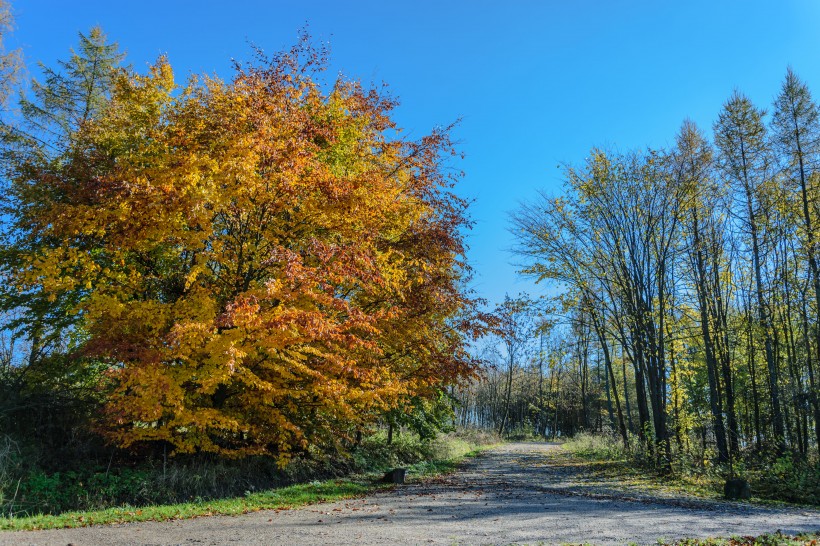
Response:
[563,432,820,506]
[0,479,374,531]
[664,531,820,545]
[0,428,498,522]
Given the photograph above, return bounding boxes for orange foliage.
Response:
[13,39,480,461]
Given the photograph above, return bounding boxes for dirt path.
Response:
[3,442,819,545]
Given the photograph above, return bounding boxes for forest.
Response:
[456,73,820,503]
[0,0,818,529]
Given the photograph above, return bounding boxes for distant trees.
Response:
[492,294,536,436]
[455,296,610,441]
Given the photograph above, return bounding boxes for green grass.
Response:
[555,446,737,503]
[0,479,376,531]
[404,444,495,480]
[0,434,496,532]
[661,531,820,545]
[499,535,820,546]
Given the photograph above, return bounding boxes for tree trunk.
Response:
[591,307,628,449]
[692,210,729,463]
[746,190,786,453]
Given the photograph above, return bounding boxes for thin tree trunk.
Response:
[692,210,729,462]
[591,308,628,449]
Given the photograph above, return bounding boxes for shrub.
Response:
[753,454,820,505]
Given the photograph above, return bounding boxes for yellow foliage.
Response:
[12,43,479,462]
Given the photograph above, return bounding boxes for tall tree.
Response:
[0,28,124,361]
[714,91,786,453]
[4,39,479,461]
[19,27,123,151]
[771,68,820,449]
[672,120,731,463]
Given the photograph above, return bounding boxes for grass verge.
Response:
[403,444,496,482]
[660,531,820,545]
[0,433,496,532]
[0,479,375,531]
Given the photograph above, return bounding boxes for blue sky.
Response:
[8,1,820,307]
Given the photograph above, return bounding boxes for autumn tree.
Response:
[671,120,739,463]
[771,68,820,449]
[2,36,479,462]
[714,91,786,453]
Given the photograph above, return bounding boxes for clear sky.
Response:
[8,1,820,307]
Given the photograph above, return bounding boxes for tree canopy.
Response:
[0,31,480,462]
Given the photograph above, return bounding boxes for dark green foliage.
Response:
[753,454,820,505]
[668,532,820,545]
[386,392,457,441]
[723,477,751,500]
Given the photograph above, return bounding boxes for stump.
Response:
[384,468,407,484]
[724,477,751,500]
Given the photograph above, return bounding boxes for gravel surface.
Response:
[2,442,819,545]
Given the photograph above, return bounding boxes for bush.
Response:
[352,430,438,471]
[752,454,820,505]
[505,423,539,441]
[1,454,340,517]
[351,428,498,472]
[0,435,22,515]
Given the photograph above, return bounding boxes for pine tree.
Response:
[0,28,123,360]
[19,26,123,152]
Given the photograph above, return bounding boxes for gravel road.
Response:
[2,442,819,545]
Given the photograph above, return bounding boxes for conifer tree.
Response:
[771,67,820,449]
[712,92,784,452]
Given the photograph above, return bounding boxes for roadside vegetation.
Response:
[0,429,496,529]
[662,532,820,545]
[562,432,820,506]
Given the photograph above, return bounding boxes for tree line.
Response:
[461,71,820,474]
[455,295,611,441]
